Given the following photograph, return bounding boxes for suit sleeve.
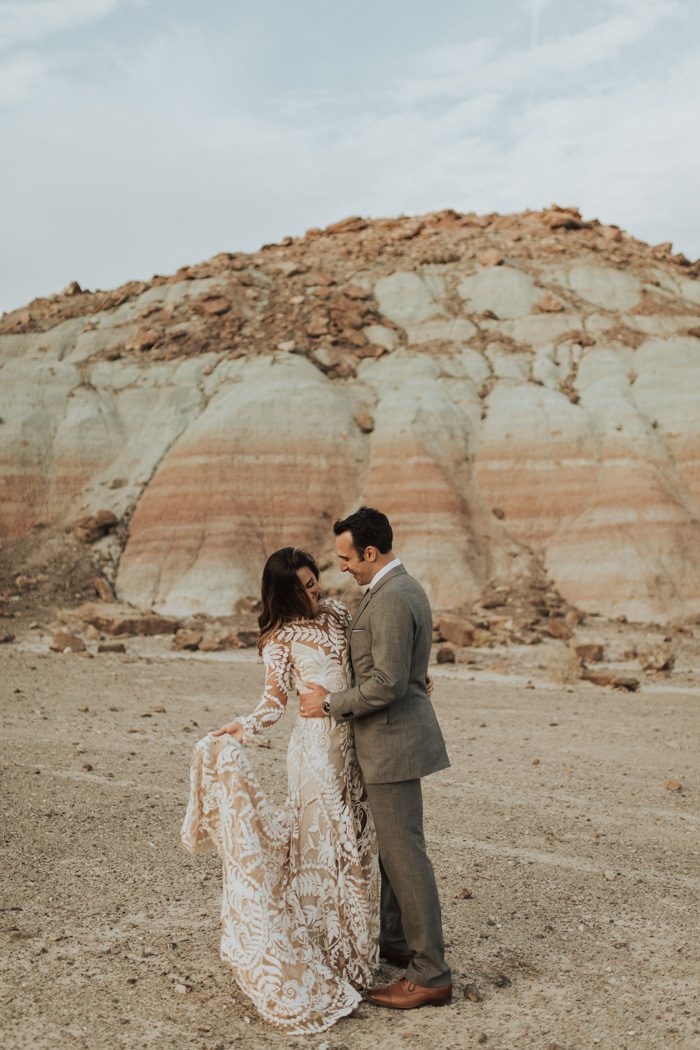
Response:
[329,589,414,721]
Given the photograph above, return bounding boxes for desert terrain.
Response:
[1,632,698,1050]
[2,206,700,1048]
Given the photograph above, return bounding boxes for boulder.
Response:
[74,510,118,543]
[574,643,604,663]
[436,646,456,664]
[437,615,476,647]
[92,577,115,602]
[582,670,640,691]
[542,619,573,641]
[173,629,204,651]
[75,602,180,636]
[641,647,675,672]
[50,630,86,653]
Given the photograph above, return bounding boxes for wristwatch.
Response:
[322,698,331,716]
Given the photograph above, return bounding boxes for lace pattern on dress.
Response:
[181,599,379,1035]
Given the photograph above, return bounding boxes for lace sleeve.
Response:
[237,638,293,738]
[325,598,352,630]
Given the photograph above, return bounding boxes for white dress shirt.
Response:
[368,557,402,590]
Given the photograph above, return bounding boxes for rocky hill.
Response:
[1,206,699,623]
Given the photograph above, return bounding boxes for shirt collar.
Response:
[368,557,402,590]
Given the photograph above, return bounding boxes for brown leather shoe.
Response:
[379,942,414,967]
[365,978,452,1010]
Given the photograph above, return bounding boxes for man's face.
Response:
[335,531,376,587]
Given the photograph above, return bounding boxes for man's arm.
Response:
[329,590,415,721]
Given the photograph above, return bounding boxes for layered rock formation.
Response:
[1,207,699,621]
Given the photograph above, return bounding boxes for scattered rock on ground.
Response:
[75,603,180,636]
[50,631,86,653]
[436,646,456,664]
[174,629,204,651]
[437,615,476,647]
[73,511,118,544]
[641,646,675,672]
[582,670,640,691]
[574,643,604,663]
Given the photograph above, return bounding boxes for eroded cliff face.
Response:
[1,207,699,621]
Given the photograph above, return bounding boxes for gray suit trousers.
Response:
[364,779,451,988]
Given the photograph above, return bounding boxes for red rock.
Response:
[437,615,476,647]
[92,577,115,602]
[574,643,604,663]
[76,602,179,636]
[542,619,573,640]
[477,249,504,267]
[582,670,640,691]
[173,629,203,651]
[543,206,587,230]
[234,629,258,649]
[74,511,118,543]
[50,630,86,653]
[193,296,230,316]
[125,328,159,353]
[353,412,375,433]
[534,292,565,313]
[198,636,222,652]
[325,216,369,235]
[641,647,675,672]
[354,342,387,360]
[306,313,329,337]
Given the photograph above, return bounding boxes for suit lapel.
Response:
[351,565,406,631]
[367,564,407,597]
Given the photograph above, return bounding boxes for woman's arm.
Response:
[212,639,292,740]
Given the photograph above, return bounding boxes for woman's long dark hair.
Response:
[257,547,320,652]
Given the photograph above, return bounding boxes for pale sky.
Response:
[1,0,698,314]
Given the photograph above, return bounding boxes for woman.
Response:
[180,547,380,1034]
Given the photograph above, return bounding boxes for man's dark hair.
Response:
[333,506,393,557]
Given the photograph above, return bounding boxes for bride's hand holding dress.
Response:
[211,721,244,741]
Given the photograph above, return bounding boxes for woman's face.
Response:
[296,565,321,615]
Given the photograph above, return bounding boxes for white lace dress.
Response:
[180,599,380,1034]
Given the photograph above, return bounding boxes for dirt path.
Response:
[1,648,698,1049]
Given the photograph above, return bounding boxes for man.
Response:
[300,506,452,1009]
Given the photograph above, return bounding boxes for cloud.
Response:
[392,1,684,105]
[0,0,128,51]
[0,1,697,314]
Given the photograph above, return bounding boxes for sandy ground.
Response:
[1,645,698,1050]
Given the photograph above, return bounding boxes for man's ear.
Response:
[365,545,378,563]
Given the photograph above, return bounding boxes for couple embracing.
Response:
[181,506,452,1034]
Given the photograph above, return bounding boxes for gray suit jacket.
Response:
[329,565,450,784]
